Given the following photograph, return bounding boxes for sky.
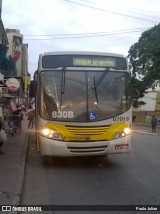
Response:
[2,0,160,78]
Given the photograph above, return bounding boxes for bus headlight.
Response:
[40,128,63,141]
[124,127,130,135]
[113,128,131,139]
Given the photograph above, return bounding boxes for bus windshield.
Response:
[39,70,132,122]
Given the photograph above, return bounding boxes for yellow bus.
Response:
[31,51,132,157]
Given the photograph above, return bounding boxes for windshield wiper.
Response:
[60,67,66,110]
[93,75,98,103]
[92,68,110,103]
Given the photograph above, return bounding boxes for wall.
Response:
[133,85,160,112]
[133,111,160,124]
[22,43,28,82]
[133,86,160,124]
[155,91,160,111]
[4,29,28,100]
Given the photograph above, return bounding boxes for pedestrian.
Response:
[0,116,4,130]
[5,104,13,129]
[16,105,24,131]
[0,103,4,122]
[27,106,35,129]
[19,109,24,132]
[0,118,7,154]
[151,115,158,133]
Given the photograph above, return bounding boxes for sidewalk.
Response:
[0,117,29,208]
[0,120,159,210]
[132,123,160,135]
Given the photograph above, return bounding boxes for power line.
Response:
[129,8,160,14]
[127,10,160,19]
[78,0,94,3]
[23,29,146,40]
[64,0,159,23]
[23,28,147,37]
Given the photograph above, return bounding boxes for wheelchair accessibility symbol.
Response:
[89,112,96,120]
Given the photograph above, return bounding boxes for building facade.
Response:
[0,0,29,104]
[0,0,8,45]
[0,0,9,96]
[133,86,160,124]
[4,28,29,103]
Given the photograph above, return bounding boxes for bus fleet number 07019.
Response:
[113,117,129,122]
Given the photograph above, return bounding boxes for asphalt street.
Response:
[0,121,160,214]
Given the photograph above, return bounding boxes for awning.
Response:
[1,55,16,76]
[0,43,7,65]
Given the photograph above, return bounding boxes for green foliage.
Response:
[131,76,146,108]
[128,23,160,107]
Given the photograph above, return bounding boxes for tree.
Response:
[128,23,160,107]
[130,76,146,108]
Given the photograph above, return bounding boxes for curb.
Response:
[10,132,30,213]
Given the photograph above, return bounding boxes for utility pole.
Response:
[0,0,2,18]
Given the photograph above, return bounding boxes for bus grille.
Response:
[67,145,108,153]
[66,125,111,136]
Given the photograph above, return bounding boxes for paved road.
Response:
[0,121,160,213]
[21,132,160,214]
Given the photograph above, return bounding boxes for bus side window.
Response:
[29,80,37,98]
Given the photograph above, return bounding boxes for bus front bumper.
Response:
[39,135,131,157]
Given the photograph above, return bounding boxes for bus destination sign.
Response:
[73,58,116,67]
[42,55,127,70]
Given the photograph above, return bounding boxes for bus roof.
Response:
[39,51,126,58]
